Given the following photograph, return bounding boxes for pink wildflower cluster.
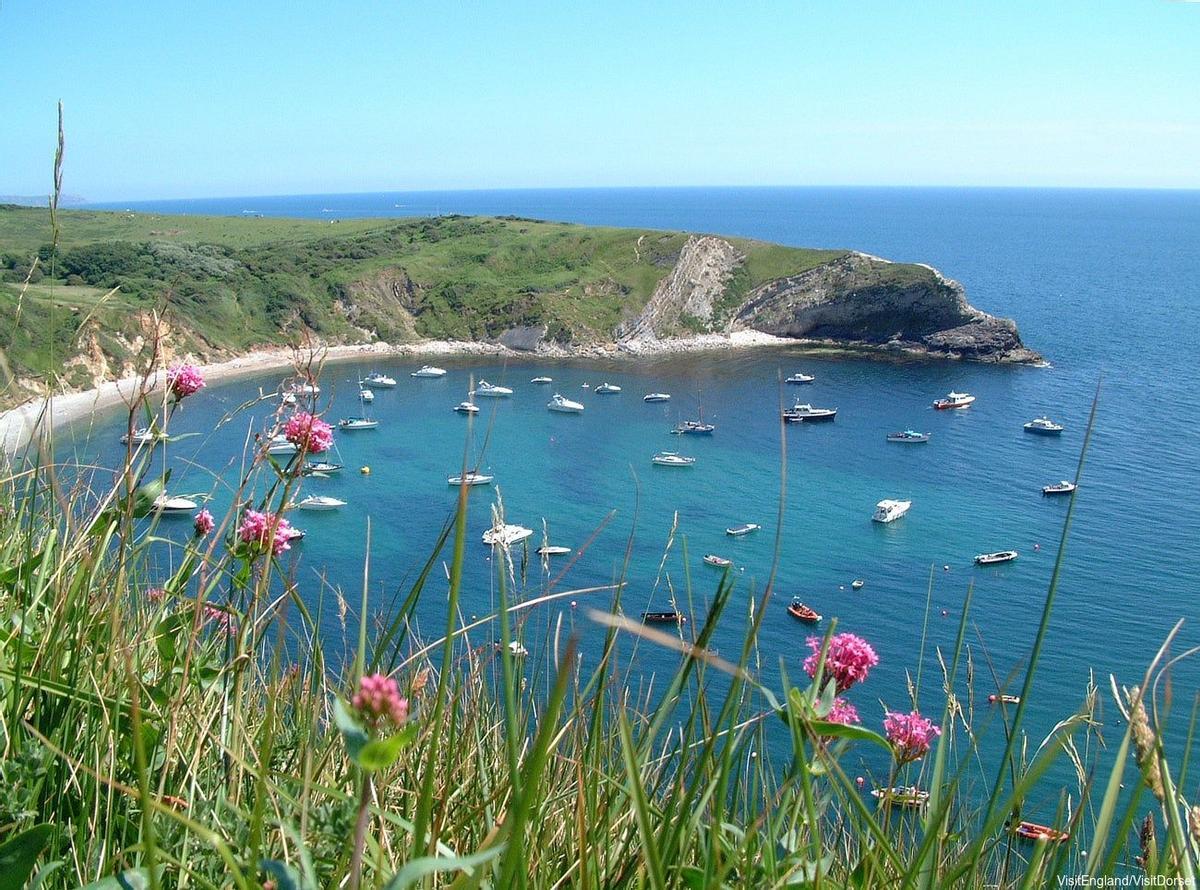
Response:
[352,673,409,730]
[883,710,941,763]
[147,587,166,604]
[203,604,237,636]
[237,509,295,558]
[284,411,334,454]
[804,633,879,693]
[193,508,214,537]
[166,363,206,399]
[826,698,861,726]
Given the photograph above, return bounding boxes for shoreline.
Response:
[0,330,1041,454]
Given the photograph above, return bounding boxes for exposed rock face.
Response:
[340,268,419,341]
[497,325,547,351]
[616,236,744,340]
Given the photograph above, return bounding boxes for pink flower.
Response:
[283,411,334,454]
[193,508,214,537]
[147,587,166,603]
[827,698,861,726]
[203,604,237,636]
[351,673,409,730]
[237,509,295,558]
[883,709,941,764]
[804,633,879,693]
[166,363,205,399]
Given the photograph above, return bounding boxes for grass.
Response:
[0,349,1197,889]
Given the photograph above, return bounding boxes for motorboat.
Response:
[530,376,553,384]
[1024,416,1064,435]
[787,599,822,622]
[851,579,865,590]
[358,388,375,403]
[453,401,480,414]
[495,640,529,657]
[1042,480,1077,496]
[295,495,346,511]
[782,403,837,422]
[302,461,343,475]
[871,787,930,808]
[975,550,1018,565]
[120,427,166,446]
[362,372,397,388]
[726,523,760,537]
[671,420,715,435]
[1014,822,1070,843]
[280,391,298,406]
[292,382,320,396]
[932,391,975,410]
[887,430,930,443]
[703,554,732,568]
[595,382,621,394]
[338,417,378,430]
[473,380,513,398]
[651,451,695,467]
[643,392,671,402]
[411,365,446,378]
[266,436,298,455]
[988,693,1021,705]
[482,524,534,547]
[547,394,585,413]
[785,373,815,385]
[153,494,198,514]
[537,545,572,556]
[641,610,685,624]
[872,499,912,523]
[447,471,494,486]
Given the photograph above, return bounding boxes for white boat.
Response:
[153,494,198,514]
[1042,480,1077,496]
[887,430,930,443]
[872,499,912,523]
[295,495,346,511]
[871,786,930,807]
[120,427,165,446]
[547,394,584,413]
[671,419,715,435]
[530,376,553,384]
[643,393,671,402]
[411,365,447,378]
[453,401,480,414]
[851,579,865,590]
[932,391,976,410]
[975,550,1019,566]
[267,436,298,455]
[537,545,572,556]
[497,640,529,657]
[782,403,837,422]
[1024,416,1064,435]
[595,382,621,394]
[726,523,760,537]
[358,388,375,403]
[362,372,397,388]
[482,524,534,547]
[651,451,695,467]
[303,461,343,475]
[447,471,494,486]
[338,417,378,430]
[280,392,298,406]
[785,373,815,385]
[292,382,320,396]
[472,380,513,397]
[703,554,732,568]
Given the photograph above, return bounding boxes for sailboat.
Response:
[671,395,715,435]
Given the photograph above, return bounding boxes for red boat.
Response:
[787,599,822,623]
[1015,821,1070,843]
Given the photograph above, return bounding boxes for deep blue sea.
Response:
[76,187,1200,805]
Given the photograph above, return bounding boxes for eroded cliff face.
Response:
[616,240,1040,363]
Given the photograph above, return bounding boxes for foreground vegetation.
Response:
[0,347,1197,890]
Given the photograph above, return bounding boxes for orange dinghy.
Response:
[786,599,822,623]
[1015,821,1070,843]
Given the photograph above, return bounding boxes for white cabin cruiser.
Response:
[726,523,761,537]
[932,391,976,410]
[975,550,1018,565]
[595,383,621,394]
[447,471,494,486]
[785,373,815,384]
[537,545,572,556]
[303,461,343,475]
[530,376,553,384]
[872,499,912,523]
[643,393,671,402]
[411,365,446,378]
[482,524,534,547]
[453,401,480,414]
[547,394,584,413]
[266,436,298,455]
[1042,480,1077,496]
[153,494,198,514]
[651,452,696,467]
[358,387,375,403]
[338,417,378,430]
[295,495,346,511]
[782,403,837,422]
[362,372,397,388]
[473,380,513,397]
[1024,416,1064,435]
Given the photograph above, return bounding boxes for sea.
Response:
[76,187,1200,803]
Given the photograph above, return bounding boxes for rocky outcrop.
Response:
[339,268,419,341]
[497,325,547,351]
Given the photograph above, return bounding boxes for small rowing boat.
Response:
[974,550,1018,566]
[703,554,732,568]
[726,523,760,537]
[1014,821,1070,843]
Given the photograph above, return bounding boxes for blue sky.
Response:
[1,1,1197,199]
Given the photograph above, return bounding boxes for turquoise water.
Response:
[70,187,1200,795]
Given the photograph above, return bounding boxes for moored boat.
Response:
[871,786,930,808]
[671,419,715,435]
[362,372,397,388]
[703,554,732,568]
[782,403,837,422]
[153,494,198,514]
[975,550,1018,565]
[933,391,975,410]
[121,427,166,446]
[726,523,761,537]
[785,372,815,384]
[787,599,822,622]
[988,693,1021,705]
[303,461,343,475]
[482,524,534,547]
[651,451,695,467]
[453,401,480,414]
[358,387,375,402]
[547,394,584,413]
[294,495,346,511]
[266,436,298,455]
[1014,821,1070,843]
[530,376,553,384]
[1024,416,1064,435]
[1042,480,1077,496]
[338,417,378,430]
[473,380,513,397]
[447,471,494,486]
[872,499,912,523]
[851,579,865,590]
[887,430,930,443]
[411,365,447,378]
[595,382,621,394]
[643,392,671,402]
[641,610,685,624]
[537,544,572,556]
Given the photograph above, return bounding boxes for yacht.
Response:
[338,417,378,430]
[785,373,815,385]
[295,495,346,511]
[872,499,912,523]
[120,427,165,446]
[643,392,671,402]
[530,376,553,384]
[726,523,761,537]
[358,387,375,403]
[651,451,696,467]
[703,554,733,568]
[153,494,198,514]
[472,380,513,397]
[411,365,446,378]
[1024,416,1064,435]
[547,394,585,413]
[974,550,1018,566]
[447,471,494,486]
[595,382,622,394]
[453,401,480,414]
[1042,480,1077,496]
[871,787,930,808]
[362,372,397,388]
[887,430,930,443]
[482,524,534,547]
[266,436,298,455]
[932,391,975,410]
[782,403,837,422]
[787,599,822,623]
[672,419,715,435]
[537,544,572,556]
[302,461,343,476]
